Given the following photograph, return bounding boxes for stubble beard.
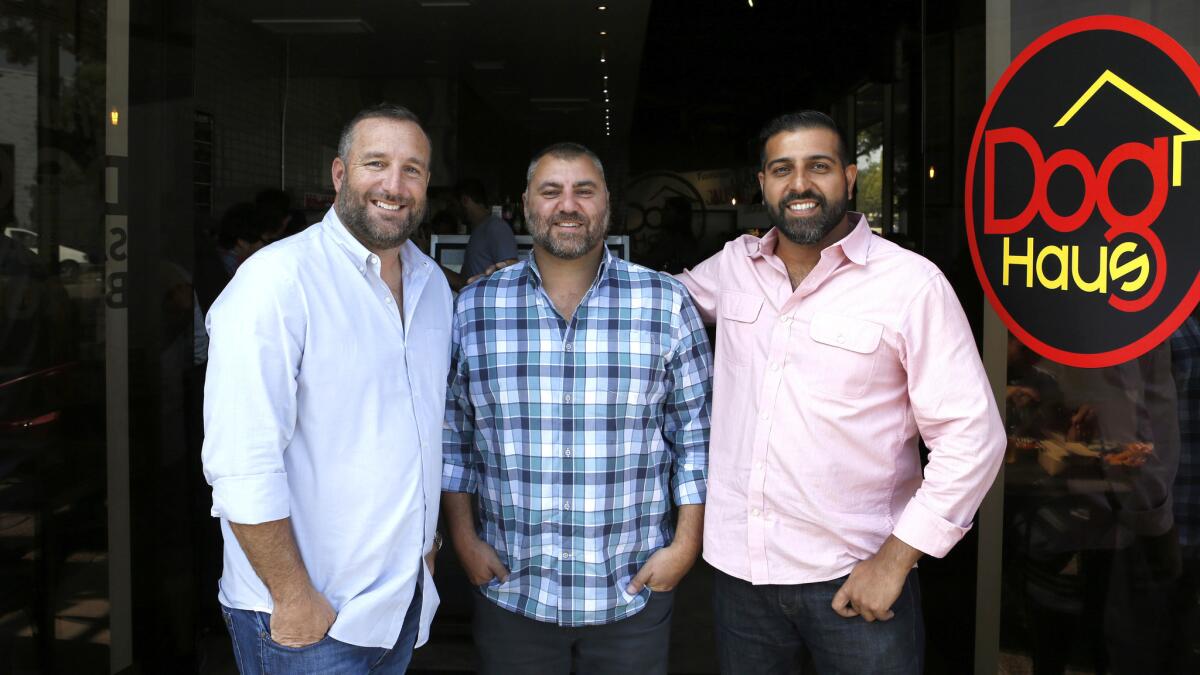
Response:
[336,188,426,251]
[768,189,849,245]
[528,209,610,260]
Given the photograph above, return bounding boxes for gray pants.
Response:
[472,590,674,675]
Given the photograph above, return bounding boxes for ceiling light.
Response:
[597,5,607,10]
[600,31,607,36]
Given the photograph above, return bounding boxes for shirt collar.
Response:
[321,207,375,270]
[321,206,430,279]
[748,211,872,266]
[525,244,615,290]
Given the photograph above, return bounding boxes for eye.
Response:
[404,165,423,177]
[541,190,560,198]
[772,166,791,177]
[575,189,594,197]
[811,162,830,172]
[365,160,385,169]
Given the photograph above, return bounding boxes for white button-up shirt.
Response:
[202,208,452,649]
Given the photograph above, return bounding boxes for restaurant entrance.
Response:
[1,0,1197,673]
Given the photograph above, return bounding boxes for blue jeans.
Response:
[220,584,422,675]
[713,568,924,675]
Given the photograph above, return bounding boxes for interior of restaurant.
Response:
[4,0,1199,673]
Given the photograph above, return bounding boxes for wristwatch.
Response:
[433,530,444,552]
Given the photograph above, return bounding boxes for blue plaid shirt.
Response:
[442,249,712,626]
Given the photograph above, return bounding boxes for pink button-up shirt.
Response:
[678,214,1004,584]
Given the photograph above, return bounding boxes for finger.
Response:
[859,606,878,623]
[488,557,510,583]
[878,608,895,621]
[628,567,652,594]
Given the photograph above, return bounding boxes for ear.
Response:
[332,157,346,193]
[757,171,766,202]
[844,163,858,200]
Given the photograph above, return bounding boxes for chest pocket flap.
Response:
[720,291,764,323]
[809,312,883,354]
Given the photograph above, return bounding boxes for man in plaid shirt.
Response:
[442,142,713,674]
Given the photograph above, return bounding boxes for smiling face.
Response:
[758,127,857,246]
[331,117,431,252]
[524,155,610,260]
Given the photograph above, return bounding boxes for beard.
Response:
[335,187,426,251]
[527,208,609,260]
[767,189,848,245]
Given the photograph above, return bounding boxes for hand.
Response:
[424,547,437,577]
[627,542,699,594]
[270,585,336,647]
[466,258,517,285]
[1067,405,1096,442]
[1006,385,1040,409]
[830,536,919,622]
[454,534,510,586]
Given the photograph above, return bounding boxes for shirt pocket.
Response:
[717,291,764,367]
[803,312,883,399]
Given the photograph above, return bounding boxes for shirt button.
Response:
[385,296,394,304]
[564,447,573,457]
[752,508,761,517]
[562,551,573,559]
[564,394,573,403]
[836,334,846,344]
[779,315,790,324]
[759,411,769,420]
[755,461,764,470]
[565,343,573,352]
[368,254,378,264]
[771,362,780,371]
[563,502,571,511]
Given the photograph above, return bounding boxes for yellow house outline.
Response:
[1055,69,1200,186]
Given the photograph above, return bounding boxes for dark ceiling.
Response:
[201,0,921,175]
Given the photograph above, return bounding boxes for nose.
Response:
[380,165,406,196]
[787,169,811,194]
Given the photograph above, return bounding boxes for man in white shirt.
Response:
[202,103,452,674]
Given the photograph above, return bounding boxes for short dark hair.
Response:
[525,142,606,187]
[337,103,428,161]
[756,110,852,168]
[454,178,488,207]
[217,202,274,249]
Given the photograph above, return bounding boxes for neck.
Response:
[532,242,604,294]
[774,215,854,273]
[468,206,489,227]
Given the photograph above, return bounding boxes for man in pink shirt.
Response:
[677,110,1005,673]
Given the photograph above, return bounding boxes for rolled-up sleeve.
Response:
[663,289,713,506]
[893,274,1006,558]
[442,306,478,494]
[201,258,304,524]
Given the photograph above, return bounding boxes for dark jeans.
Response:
[220,583,422,675]
[472,590,674,675]
[713,568,924,675]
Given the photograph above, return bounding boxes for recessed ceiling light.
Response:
[597,5,607,10]
[600,57,606,63]
[600,31,607,36]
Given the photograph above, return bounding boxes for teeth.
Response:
[373,200,401,211]
[788,202,816,212]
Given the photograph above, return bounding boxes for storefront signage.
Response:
[966,15,1200,367]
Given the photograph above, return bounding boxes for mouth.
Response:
[371,198,406,212]
[552,219,584,229]
[786,200,820,214]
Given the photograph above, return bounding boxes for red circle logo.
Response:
[966,15,1200,367]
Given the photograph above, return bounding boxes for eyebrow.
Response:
[358,151,427,167]
[766,153,838,168]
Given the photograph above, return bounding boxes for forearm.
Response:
[229,518,315,603]
[671,504,704,555]
[441,491,478,548]
[874,534,923,571]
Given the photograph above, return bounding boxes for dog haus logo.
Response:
[966,16,1200,368]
